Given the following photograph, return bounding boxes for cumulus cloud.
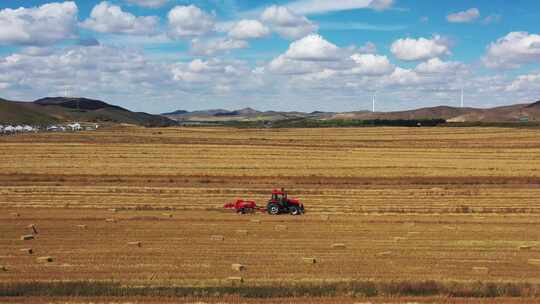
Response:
[190,38,248,56]
[391,35,451,61]
[506,72,540,92]
[285,0,393,15]
[261,5,318,39]
[446,8,480,23]
[167,5,214,38]
[0,1,78,46]
[80,2,159,35]
[228,20,270,40]
[383,67,420,86]
[125,0,169,8]
[349,53,394,75]
[358,42,377,54]
[415,58,465,74]
[171,58,250,84]
[0,45,172,100]
[284,34,340,61]
[268,55,323,75]
[483,32,540,69]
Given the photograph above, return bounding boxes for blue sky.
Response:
[0,0,539,113]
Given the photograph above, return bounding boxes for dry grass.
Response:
[1,126,540,300]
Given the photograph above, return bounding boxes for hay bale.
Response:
[519,245,533,251]
[105,218,116,223]
[75,224,87,229]
[331,243,346,249]
[127,241,142,247]
[302,257,317,264]
[250,219,261,224]
[37,256,53,263]
[20,248,33,254]
[211,235,224,241]
[109,208,118,212]
[393,237,406,243]
[472,266,490,275]
[10,212,20,217]
[376,251,392,257]
[231,263,246,271]
[227,276,244,283]
[274,225,287,231]
[27,224,38,234]
[0,265,6,271]
[20,235,34,241]
[162,213,173,218]
[404,222,415,228]
[320,214,330,221]
[235,229,249,235]
[528,259,540,267]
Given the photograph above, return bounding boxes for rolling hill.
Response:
[0,97,176,127]
[164,100,540,124]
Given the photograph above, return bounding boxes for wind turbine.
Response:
[460,87,464,108]
[372,91,377,113]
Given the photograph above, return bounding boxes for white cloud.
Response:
[285,0,393,15]
[125,0,169,8]
[349,53,394,75]
[482,14,501,25]
[167,5,214,38]
[415,58,465,74]
[0,45,172,100]
[483,32,540,69]
[358,42,377,54]
[228,20,270,40]
[383,67,420,86]
[80,2,159,35]
[260,5,318,39]
[506,72,540,92]
[284,34,340,61]
[268,55,321,74]
[171,58,250,84]
[0,1,78,46]
[190,38,248,56]
[391,35,451,61]
[446,8,480,23]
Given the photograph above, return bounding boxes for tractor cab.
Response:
[267,188,304,215]
[271,190,287,203]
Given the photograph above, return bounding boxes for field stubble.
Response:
[1,126,540,302]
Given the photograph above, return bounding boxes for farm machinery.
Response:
[223,188,305,215]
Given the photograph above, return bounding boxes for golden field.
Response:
[1,126,540,303]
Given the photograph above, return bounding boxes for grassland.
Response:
[1,126,540,303]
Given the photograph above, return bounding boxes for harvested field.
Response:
[1,126,540,302]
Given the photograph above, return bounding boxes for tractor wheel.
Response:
[268,204,280,215]
[238,208,246,214]
[289,206,301,215]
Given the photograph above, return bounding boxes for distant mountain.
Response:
[161,109,189,115]
[0,97,176,127]
[162,100,540,124]
[162,107,330,122]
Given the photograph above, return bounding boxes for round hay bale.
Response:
[37,256,53,263]
[231,263,246,271]
[302,257,317,264]
[20,235,34,241]
[20,248,33,254]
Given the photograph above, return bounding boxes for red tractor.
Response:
[223,188,304,215]
[266,188,304,215]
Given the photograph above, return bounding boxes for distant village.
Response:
[0,123,99,135]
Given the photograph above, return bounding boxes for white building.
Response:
[67,123,81,131]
